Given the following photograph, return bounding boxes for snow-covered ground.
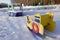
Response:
[0,6,60,40]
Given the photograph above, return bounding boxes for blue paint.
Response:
[35,19,40,23]
[13,12,16,16]
[15,12,23,17]
[35,33,43,37]
[9,12,23,17]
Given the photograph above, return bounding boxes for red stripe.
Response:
[32,22,39,33]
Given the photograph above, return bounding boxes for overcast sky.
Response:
[0,0,11,4]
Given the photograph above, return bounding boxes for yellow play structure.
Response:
[26,12,56,36]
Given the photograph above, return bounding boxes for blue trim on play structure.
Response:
[15,12,23,17]
[27,27,42,37]
[35,19,40,23]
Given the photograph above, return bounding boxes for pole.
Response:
[8,4,10,10]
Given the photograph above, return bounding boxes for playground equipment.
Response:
[8,4,23,17]
[26,12,56,36]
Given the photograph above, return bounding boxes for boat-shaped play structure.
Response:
[26,12,56,37]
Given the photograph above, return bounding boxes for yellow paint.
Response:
[41,12,56,32]
[34,13,41,23]
[26,15,44,35]
[38,23,44,35]
[27,16,33,23]
[26,12,56,35]
[45,21,56,32]
[27,16,33,29]
[27,22,33,29]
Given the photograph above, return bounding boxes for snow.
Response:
[0,6,60,40]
